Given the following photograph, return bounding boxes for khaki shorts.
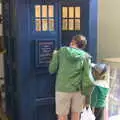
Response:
[56,91,85,115]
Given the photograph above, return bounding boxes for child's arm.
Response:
[81,56,95,98]
[49,50,59,74]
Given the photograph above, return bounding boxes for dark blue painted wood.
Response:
[14,0,57,120]
[3,0,97,120]
[89,0,98,62]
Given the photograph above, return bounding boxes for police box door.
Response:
[29,1,88,120]
[30,1,89,120]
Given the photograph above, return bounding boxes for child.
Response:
[49,34,94,120]
[91,63,109,120]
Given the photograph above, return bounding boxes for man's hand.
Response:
[53,50,58,54]
[84,95,90,108]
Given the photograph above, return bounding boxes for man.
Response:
[49,34,94,120]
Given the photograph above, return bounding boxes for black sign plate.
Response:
[35,40,55,67]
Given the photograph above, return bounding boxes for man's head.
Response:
[92,63,108,80]
[70,34,87,49]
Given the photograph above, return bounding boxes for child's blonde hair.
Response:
[93,64,108,80]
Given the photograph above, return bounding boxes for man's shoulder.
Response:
[79,50,91,59]
[59,46,67,51]
[84,51,91,58]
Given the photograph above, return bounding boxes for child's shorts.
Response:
[56,91,85,115]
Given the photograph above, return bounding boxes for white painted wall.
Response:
[97,0,120,61]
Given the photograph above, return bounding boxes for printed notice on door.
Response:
[37,40,55,67]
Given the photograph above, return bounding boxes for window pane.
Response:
[62,19,68,30]
[35,5,41,17]
[49,19,54,31]
[75,19,80,30]
[62,7,67,18]
[75,7,80,18]
[42,19,48,31]
[35,19,41,31]
[42,5,47,17]
[69,19,74,30]
[48,5,54,17]
[69,7,74,18]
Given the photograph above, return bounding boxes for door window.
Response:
[62,6,81,31]
[34,5,55,32]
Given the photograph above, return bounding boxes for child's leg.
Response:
[71,92,85,120]
[56,92,71,120]
[94,107,104,120]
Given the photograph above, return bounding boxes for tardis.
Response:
[2,0,97,120]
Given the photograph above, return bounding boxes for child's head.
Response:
[92,63,108,80]
[70,34,87,49]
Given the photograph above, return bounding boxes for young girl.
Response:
[91,64,109,120]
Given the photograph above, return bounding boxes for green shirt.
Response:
[49,47,94,95]
[91,80,109,108]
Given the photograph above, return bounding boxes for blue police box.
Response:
[2,0,97,120]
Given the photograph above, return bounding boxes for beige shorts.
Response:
[56,91,85,115]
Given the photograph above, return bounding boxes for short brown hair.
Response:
[72,35,87,49]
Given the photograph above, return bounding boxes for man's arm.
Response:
[49,50,59,74]
[81,56,95,103]
[84,57,95,84]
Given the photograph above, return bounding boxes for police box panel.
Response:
[32,39,56,73]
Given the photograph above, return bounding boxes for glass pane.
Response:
[69,19,74,30]
[42,5,47,17]
[69,7,74,18]
[49,19,54,31]
[75,19,80,30]
[75,7,80,18]
[62,7,67,18]
[35,5,41,17]
[62,19,68,30]
[48,5,54,17]
[35,19,41,31]
[42,19,48,31]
